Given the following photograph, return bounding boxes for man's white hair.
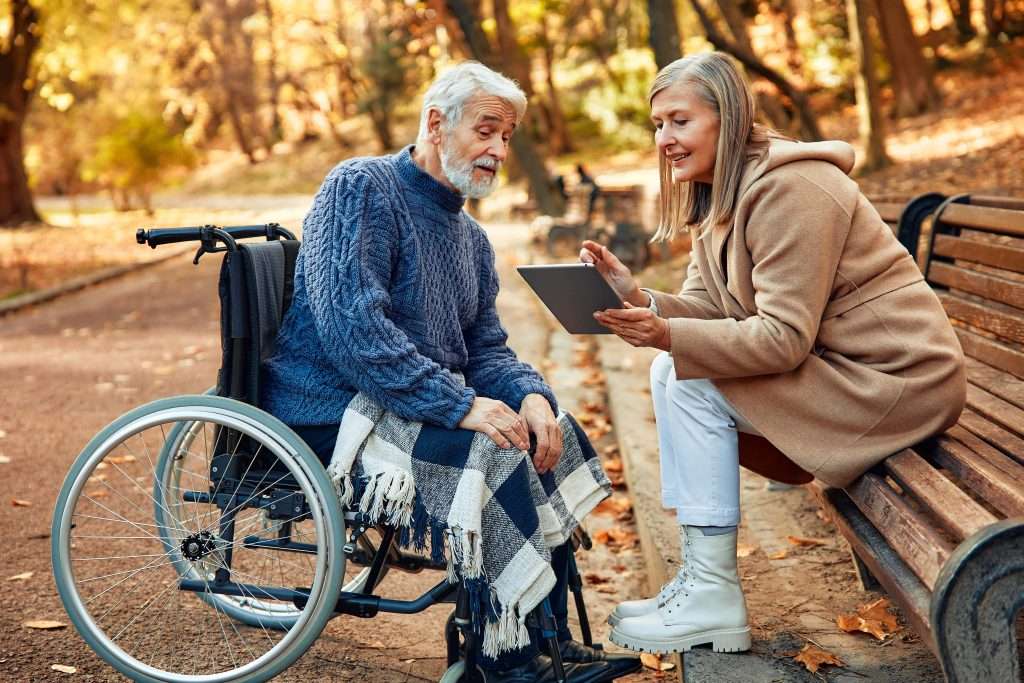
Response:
[417,61,527,142]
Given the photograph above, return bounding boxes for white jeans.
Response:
[650,351,761,527]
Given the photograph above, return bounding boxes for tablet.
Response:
[517,263,624,334]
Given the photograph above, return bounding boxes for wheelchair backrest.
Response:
[217,239,301,405]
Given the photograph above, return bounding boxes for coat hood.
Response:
[740,139,856,194]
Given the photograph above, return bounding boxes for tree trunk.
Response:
[262,0,284,146]
[873,0,940,117]
[947,0,976,42]
[0,0,42,226]
[689,0,823,141]
[646,0,683,69]
[847,0,890,171]
[716,0,796,134]
[982,0,1002,43]
[539,13,572,154]
[445,0,565,216]
[491,0,534,97]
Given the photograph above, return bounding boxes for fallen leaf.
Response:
[0,429,6,438]
[50,664,76,674]
[595,584,618,594]
[736,543,758,558]
[583,572,610,585]
[592,527,638,550]
[577,413,597,426]
[12,499,32,507]
[787,535,827,548]
[8,572,34,581]
[594,497,632,516]
[607,470,626,488]
[85,490,109,499]
[768,550,789,560]
[639,653,675,671]
[582,400,603,413]
[24,620,66,630]
[0,454,10,464]
[836,598,900,640]
[602,444,619,457]
[792,644,844,673]
[603,457,623,473]
[107,454,136,464]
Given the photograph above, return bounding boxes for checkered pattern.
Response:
[327,390,611,656]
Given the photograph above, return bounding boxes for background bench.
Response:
[813,194,1024,683]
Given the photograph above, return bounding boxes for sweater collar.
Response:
[395,145,466,214]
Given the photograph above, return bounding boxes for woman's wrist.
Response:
[625,286,649,307]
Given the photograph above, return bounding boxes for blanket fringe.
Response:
[358,470,415,528]
[481,605,531,659]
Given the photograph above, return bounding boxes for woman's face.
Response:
[650,81,721,185]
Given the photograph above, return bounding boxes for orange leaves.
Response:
[11,499,32,507]
[592,527,638,551]
[593,496,632,520]
[836,598,900,641]
[640,653,676,672]
[792,644,844,673]
[786,535,827,548]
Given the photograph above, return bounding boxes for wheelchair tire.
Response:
[439,661,487,683]
[154,411,376,631]
[52,395,346,683]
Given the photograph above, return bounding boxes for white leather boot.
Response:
[609,526,750,654]
[607,525,689,627]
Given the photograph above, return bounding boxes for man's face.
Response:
[438,95,517,198]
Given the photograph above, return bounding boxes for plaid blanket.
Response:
[326,392,611,656]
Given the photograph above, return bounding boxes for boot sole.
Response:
[608,625,751,654]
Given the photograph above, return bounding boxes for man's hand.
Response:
[520,393,563,474]
[459,397,530,451]
[593,302,672,350]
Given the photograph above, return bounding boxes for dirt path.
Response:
[0,221,659,682]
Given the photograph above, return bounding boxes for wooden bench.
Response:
[813,194,1024,683]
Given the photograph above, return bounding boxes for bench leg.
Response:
[848,545,880,591]
[931,520,1024,683]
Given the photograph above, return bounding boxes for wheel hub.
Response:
[180,530,218,561]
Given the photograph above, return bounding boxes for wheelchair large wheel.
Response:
[154,416,375,631]
[52,395,345,683]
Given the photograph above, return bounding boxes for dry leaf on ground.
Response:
[792,644,844,673]
[50,664,77,674]
[837,597,900,640]
[592,527,639,550]
[736,543,758,558]
[787,535,827,548]
[594,497,632,517]
[24,620,67,630]
[12,499,32,507]
[603,457,623,473]
[8,571,34,581]
[768,550,789,560]
[0,454,10,464]
[602,445,619,457]
[108,454,137,464]
[639,653,675,671]
[584,572,610,585]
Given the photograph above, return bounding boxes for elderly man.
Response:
[261,62,639,682]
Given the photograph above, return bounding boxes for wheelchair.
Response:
[51,224,600,682]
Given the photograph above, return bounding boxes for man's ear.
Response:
[427,108,444,144]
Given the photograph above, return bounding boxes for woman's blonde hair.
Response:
[649,52,771,241]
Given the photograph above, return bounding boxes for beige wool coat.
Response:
[649,139,966,488]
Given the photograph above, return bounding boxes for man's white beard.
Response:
[440,137,500,199]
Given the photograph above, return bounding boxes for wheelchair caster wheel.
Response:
[440,661,487,683]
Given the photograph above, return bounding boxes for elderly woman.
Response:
[581,52,965,655]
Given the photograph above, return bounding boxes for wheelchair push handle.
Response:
[136,223,296,249]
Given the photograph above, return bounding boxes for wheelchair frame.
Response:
[52,224,596,683]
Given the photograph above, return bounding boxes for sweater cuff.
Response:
[437,385,477,430]
[511,378,558,414]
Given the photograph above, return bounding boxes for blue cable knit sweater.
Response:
[261,145,556,429]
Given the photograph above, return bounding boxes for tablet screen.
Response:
[517,263,624,334]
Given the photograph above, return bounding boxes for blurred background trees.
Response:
[3,0,1024,225]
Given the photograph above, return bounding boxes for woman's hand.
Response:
[594,302,672,351]
[459,397,530,451]
[579,241,649,307]
[519,394,563,474]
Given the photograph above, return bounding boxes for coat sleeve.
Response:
[646,255,723,320]
[303,168,475,428]
[462,232,558,413]
[668,171,852,379]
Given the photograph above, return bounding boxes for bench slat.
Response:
[969,195,1024,211]
[966,383,1024,440]
[940,203,1024,238]
[930,262,1024,311]
[958,409,1024,467]
[965,356,1024,411]
[932,427,1024,518]
[933,234,1024,275]
[954,328,1024,381]
[811,484,937,654]
[940,292,1024,346]
[883,449,997,541]
[846,473,953,589]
